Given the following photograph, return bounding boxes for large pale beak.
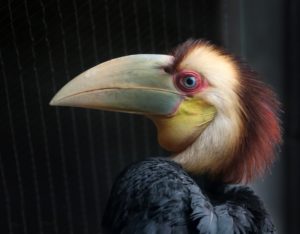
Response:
[50,54,182,116]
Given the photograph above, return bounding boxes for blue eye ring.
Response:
[173,70,207,94]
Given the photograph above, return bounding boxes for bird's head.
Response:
[50,39,281,183]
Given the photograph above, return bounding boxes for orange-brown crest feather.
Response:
[222,65,282,183]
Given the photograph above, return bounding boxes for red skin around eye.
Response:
[173,70,207,95]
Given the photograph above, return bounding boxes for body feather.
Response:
[103,158,275,234]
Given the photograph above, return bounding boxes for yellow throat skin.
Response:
[149,98,216,153]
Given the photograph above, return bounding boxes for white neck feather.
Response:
[172,105,242,175]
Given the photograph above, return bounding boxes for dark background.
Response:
[0,0,298,233]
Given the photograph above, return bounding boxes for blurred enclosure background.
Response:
[0,0,299,233]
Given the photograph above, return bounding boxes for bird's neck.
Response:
[172,109,242,180]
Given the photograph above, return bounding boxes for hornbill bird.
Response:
[50,39,281,233]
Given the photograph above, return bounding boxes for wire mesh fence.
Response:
[0,0,221,233]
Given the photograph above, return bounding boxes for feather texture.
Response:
[103,158,275,234]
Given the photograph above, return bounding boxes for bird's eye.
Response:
[181,76,197,88]
[174,70,206,94]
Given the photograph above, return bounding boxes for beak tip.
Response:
[50,89,66,106]
[49,96,61,106]
[49,99,56,106]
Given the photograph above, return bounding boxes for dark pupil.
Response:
[185,77,195,86]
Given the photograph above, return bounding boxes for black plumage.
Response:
[103,158,275,234]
